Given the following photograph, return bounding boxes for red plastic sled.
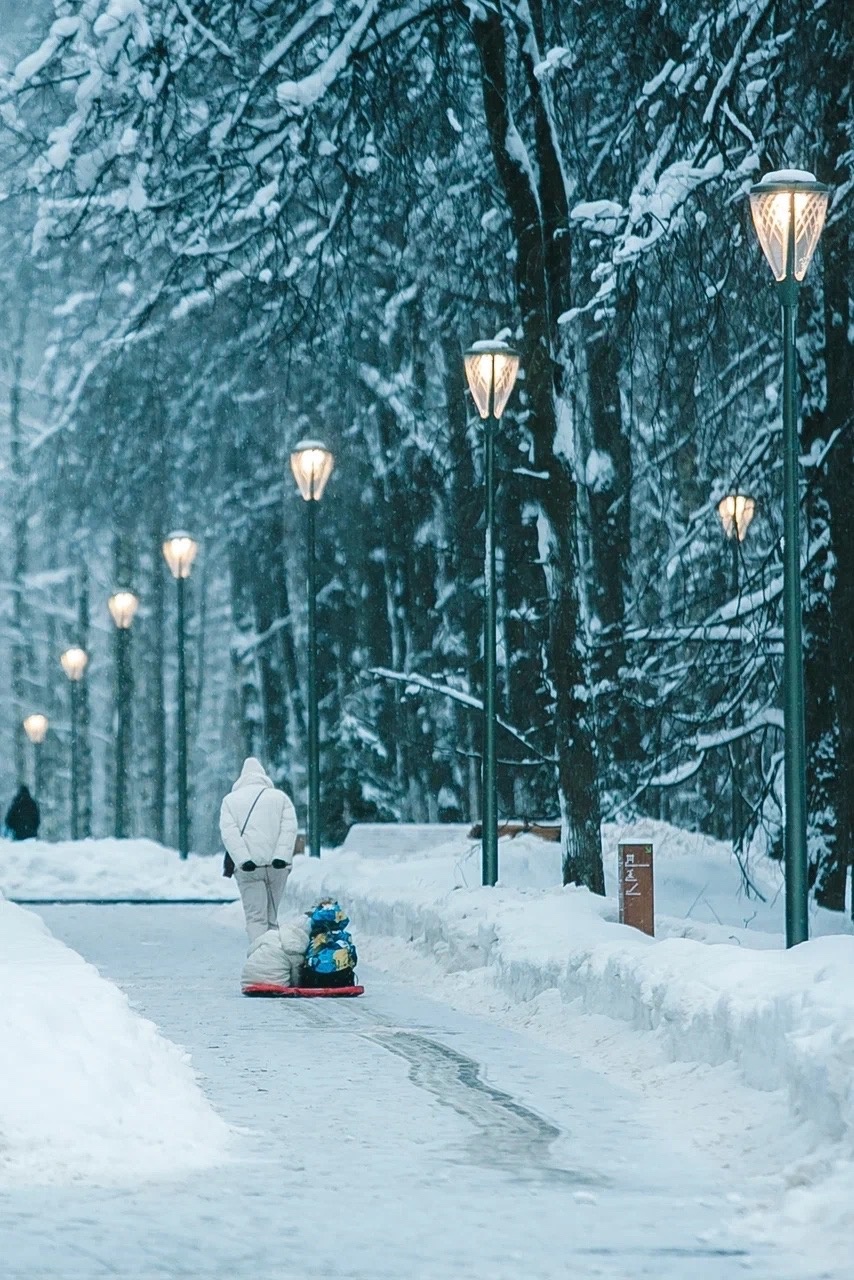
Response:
[242,983,365,997]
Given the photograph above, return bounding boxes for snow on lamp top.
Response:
[162,531,199,579]
[23,713,49,744]
[290,439,334,501]
[108,590,139,630]
[60,646,89,681]
[464,340,520,419]
[717,494,756,542]
[749,170,829,283]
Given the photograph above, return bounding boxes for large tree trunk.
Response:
[821,184,854,913]
[805,9,854,911]
[469,4,604,891]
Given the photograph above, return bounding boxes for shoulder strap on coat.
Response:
[240,788,267,837]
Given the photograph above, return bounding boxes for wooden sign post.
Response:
[618,842,654,936]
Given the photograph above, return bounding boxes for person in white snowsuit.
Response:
[220,758,298,944]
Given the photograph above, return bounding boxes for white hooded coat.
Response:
[219,758,298,869]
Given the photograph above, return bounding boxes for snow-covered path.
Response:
[4,905,798,1279]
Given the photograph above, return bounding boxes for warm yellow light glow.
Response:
[23,713,49,745]
[60,647,89,681]
[290,440,334,501]
[749,171,829,282]
[108,591,140,629]
[162,531,199,579]
[464,341,520,419]
[717,494,756,542]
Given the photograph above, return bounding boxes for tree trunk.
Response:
[468,4,604,890]
[9,297,33,785]
[76,562,93,838]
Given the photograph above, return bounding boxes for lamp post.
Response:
[162,533,199,860]
[290,440,335,859]
[463,340,520,887]
[748,169,829,947]
[60,647,89,840]
[717,495,756,856]
[23,713,49,801]
[108,590,139,839]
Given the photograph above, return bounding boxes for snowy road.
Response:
[3,905,800,1279]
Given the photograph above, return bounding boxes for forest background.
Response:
[0,0,850,908]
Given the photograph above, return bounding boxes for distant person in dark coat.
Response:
[4,786,40,840]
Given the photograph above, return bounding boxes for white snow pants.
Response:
[234,864,291,943]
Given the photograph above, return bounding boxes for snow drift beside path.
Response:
[272,827,854,1264]
[277,828,854,1172]
[0,836,238,901]
[0,896,231,1185]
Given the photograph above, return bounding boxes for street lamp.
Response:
[162,532,199,860]
[290,440,334,859]
[60,647,88,840]
[23,713,49,800]
[716,495,756,858]
[463,339,520,887]
[108,590,139,839]
[748,168,829,947]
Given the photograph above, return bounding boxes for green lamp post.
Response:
[463,340,520,887]
[108,590,139,839]
[60,646,89,840]
[291,440,335,859]
[23,712,49,804]
[717,494,756,858]
[748,169,829,947]
[163,533,199,860]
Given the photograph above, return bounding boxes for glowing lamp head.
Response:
[717,494,756,542]
[108,591,140,630]
[162,531,199,580]
[748,170,829,283]
[290,440,334,501]
[464,340,520,419]
[23,713,49,745]
[60,647,89,681]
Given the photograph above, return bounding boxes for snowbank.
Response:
[0,896,231,1185]
[0,836,238,901]
[278,825,854,1162]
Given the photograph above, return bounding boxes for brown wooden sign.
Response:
[619,842,655,936]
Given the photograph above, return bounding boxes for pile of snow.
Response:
[0,837,238,901]
[0,895,231,1185]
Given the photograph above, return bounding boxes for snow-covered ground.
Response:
[0,896,231,1185]
[253,820,853,1269]
[13,903,804,1279]
[3,820,853,1274]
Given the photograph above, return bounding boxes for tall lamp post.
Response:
[717,494,756,856]
[23,713,49,801]
[463,340,520,887]
[108,590,139,839]
[162,533,199,860]
[60,647,89,840]
[290,440,335,859]
[748,169,829,947]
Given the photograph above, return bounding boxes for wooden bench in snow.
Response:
[467,821,561,842]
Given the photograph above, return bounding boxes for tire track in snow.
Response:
[366,1028,602,1187]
